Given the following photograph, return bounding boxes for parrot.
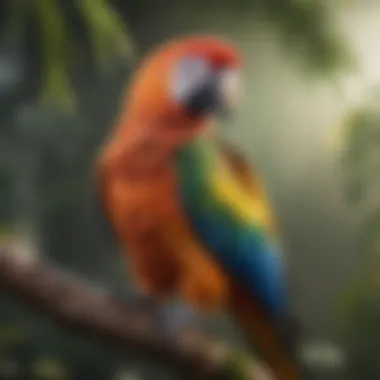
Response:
[96,35,306,380]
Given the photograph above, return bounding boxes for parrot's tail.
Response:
[229,283,310,380]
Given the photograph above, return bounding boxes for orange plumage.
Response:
[97,37,235,309]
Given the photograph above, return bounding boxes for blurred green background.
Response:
[0,1,379,379]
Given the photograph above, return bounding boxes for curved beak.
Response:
[185,73,231,119]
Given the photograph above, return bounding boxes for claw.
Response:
[154,302,199,335]
[124,289,199,335]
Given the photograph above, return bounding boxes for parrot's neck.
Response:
[174,135,220,193]
[102,117,217,185]
[177,136,217,165]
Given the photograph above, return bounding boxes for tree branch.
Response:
[0,245,273,380]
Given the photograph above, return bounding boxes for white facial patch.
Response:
[171,57,212,103]
[219,69,242,109]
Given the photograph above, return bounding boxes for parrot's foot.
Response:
[154,302,199,336]
[124,289,199,335]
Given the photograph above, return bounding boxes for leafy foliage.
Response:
[179,0,352,74]
[255,0,352,73]
[2,0,352,113]
[4,0,133,110]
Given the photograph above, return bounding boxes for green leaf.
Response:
[76,0,134,73]
[34,0,76,111]
[5,0,135,111]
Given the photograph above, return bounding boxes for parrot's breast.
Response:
[174,139,289,319]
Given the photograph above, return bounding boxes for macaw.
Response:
[97,35,306,380]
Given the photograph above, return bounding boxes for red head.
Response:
[120,35,243,144]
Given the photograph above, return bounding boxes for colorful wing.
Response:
[218,139,279,233]
[175,138,289,319]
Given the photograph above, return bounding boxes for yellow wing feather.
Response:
[214,140,278,233]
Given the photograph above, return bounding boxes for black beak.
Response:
[185,74,229,119]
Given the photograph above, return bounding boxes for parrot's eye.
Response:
[172,57,213,104]
[171,56,241,118]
